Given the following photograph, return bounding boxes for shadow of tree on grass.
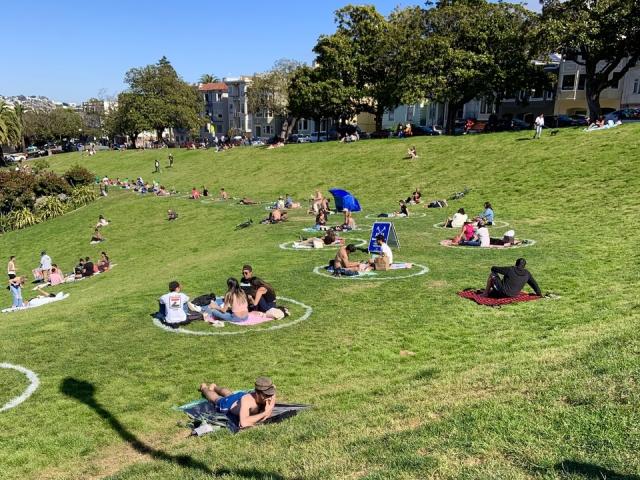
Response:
[555,460,640,480]
[60,377,212,476]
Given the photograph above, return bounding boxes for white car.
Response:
[5,153,27,162]
[296,134,311,143]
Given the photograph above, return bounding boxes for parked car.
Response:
[309,131,328,142]
[370,129,392,139]
[605,108,640,123]
[413,125,443,136]
[569,114,589,126]
[3,153,27,162]
[26,145,46,158]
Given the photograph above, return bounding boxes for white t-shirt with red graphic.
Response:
[159,292,189,324]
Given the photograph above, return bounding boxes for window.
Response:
[255,111,264,117]
[264,125,272,135]
[480,98,493,115]
[562,74,576,90]
[298,119,308,130]
[634,78,640,94]
[387,109,394,121]
[406,105,414,122]
[577,75,586,90]
[544,90,554,101]
[265,109,273,118]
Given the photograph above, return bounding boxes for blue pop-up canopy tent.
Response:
[329,188,362,212]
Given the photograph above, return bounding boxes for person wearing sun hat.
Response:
[199,376,277,428]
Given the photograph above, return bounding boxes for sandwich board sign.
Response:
[368,222,400,253]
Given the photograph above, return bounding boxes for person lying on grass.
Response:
[199,376,276,429]
[167,209,178,221]
[96,215,109,228]
[91,228,105,243]
[8,278,57,308]
[202,278,249,325]
[239,197,258,205]
[444,208,468,228]
[298,230,345,248]
[484,258,542,298]
[284,194,300,209]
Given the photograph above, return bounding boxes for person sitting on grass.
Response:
[371,234,393,265]
[96,215,109,228]
[479,202,494,225]
[91,228,105,243]
[406,146,418,159]
[484,258,541,298]
[445,208,468,228]
[156,185,170,196]
[261,208,288,224]
[315,208,329,229]
[98,252,110,272]
[459,221,490,247]
[452,220,476,245]
[202,186,209,197]
[159,280,195,326]
[74,259,85,279]
[190,187,201,200]
[396,200,410,217]
[198,376,276,429]
[337,208,356,231]
[82,257,95,277]
[248,277,277,313]
[202,278,249,324]
[220,188,229,200]
[49,265,64,286]
[167,209,178,221]
[332,244,368,275]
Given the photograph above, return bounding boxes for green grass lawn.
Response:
[1,126,639,479]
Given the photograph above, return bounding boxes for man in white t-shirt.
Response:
[159,281,191,325]
[371,234,393,265]
[40,251,52,283]
[449,208,468,228]
[534,114,544,139]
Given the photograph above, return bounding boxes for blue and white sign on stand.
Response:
[368,222,400,253]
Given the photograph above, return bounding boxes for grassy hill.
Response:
[1,126,639,479]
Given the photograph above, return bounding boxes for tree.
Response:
[416,0,548,132]
[0,101,21,164]
[247,59,303,140]
[22,108,83,144]
[104,93,149,147]
[541,0,640,119]
[313,5,420,131]
[199,73,220,84]
[124,56,204,142]
[288,66,357,139]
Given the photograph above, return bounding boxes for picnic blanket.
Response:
[457,290,541,306]
[440,239,534,249]
[176,398,311,434]
[234,311,277,326]
[2,293,70,313]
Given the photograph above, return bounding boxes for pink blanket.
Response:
[233,311,276,326]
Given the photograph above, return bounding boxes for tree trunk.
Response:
[278,118,289,141]
[156,128,164,145]
[375,105,384,132]
[0,145,5,167]
[445,101,461,135]
[585,82,602,121]
[286,116,297,139]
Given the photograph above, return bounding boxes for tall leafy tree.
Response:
[247,59,303,140]
[416,0,548,132]
[104,93,149,147]
[124,56,204,142]
[541,0,640,119]
[313,5,420,131]
[22,108,82,144]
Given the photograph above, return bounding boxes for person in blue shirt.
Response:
[480,202,494,225]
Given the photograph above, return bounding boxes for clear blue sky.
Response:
[1,0,540,103]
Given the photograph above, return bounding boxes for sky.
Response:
[1,0,540,103]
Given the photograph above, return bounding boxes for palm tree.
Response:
[0,100,21,164]
[199,73,220,84]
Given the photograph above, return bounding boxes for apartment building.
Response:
[225,76,252,135]
[198,82,228,140]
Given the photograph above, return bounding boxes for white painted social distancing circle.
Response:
[0,363,40,413]
[439,239,536,250]
[279,238,367,251]
[312,263,429,281]
[433,220,510,229]
[365,212,427,220]
[152,297,312,336]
